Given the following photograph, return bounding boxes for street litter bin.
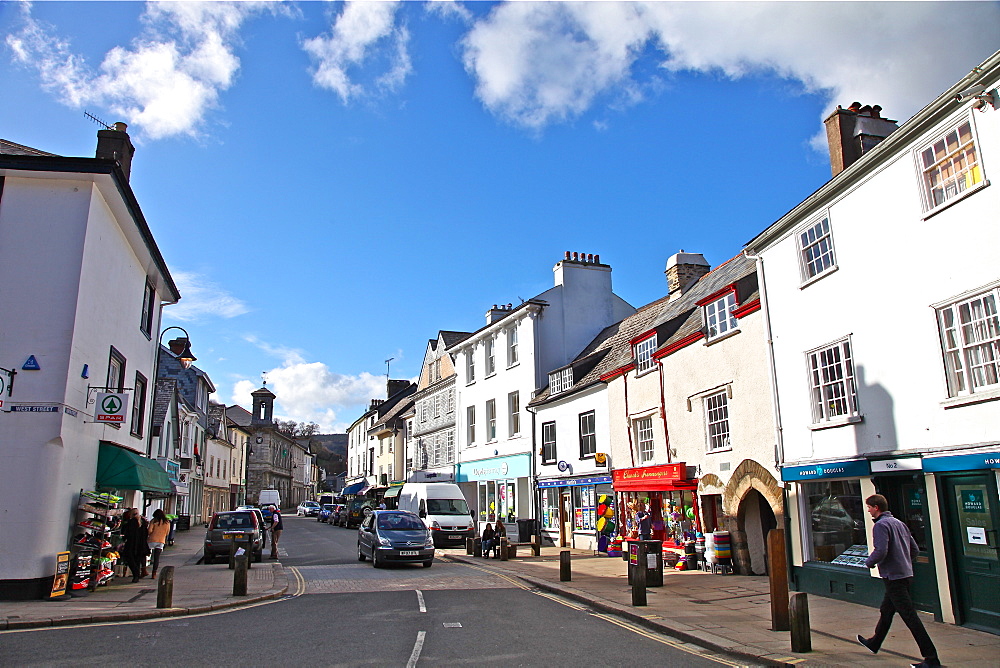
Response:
[176,515,191,531]
[626,540,663,587]
[516,519,538,543]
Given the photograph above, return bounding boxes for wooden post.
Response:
[499,537,510,561]
[789,592,811,653]
[466,537,474,555]
[768,528,790,631]
[474,537,483,558]
[530,534,541,556]
[631,542,647,606]
[233,555,248,596]
[559,550,571,582]
[156,566,174,608]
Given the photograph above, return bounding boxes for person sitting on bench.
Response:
[481,523,496,558]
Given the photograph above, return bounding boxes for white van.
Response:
[396,483,474,547]
[258,489,281,508]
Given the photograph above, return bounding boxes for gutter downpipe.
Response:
[657,359,671,464]
[623,371,635,468]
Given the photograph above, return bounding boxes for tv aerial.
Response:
[84,111,112,130]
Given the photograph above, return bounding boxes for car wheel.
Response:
[422,560,433,568]
[254,549,263,563]
[203,553,213,565]
[372,550,382,569]
[358,543,366,561]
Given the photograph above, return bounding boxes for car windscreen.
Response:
[377,514,426,531]
[426,498,470,516]
[216,514,254,529]
[323,504,335,510]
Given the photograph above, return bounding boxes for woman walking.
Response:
[120,509,145,583]
[147,509,170,579]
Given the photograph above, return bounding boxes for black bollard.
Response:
[559,550,571,582]
[156,566,174,608]
[499,537,510,561]
[233,555,248,596]
[473,537,483,558]
[631,542,647,606]
[466,537,474,555]
[228,538,237,570]
[790,592,812,652]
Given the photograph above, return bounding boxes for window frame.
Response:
[936,285,1000,397]
[466,405,476,445]
[508,391,520,436]
[705,290,739,340]
[107,346,126,392]
[806,336,860,424]
[466,349,475,384]
[634,335,657,374]
[704,390,731,452]
[507,325,519,367]
[634,416,654,463]
[548,367,573,395]
[486,398,497,442]
[797,214,837,283]
[541,421,557,464]
[131,371,147,437]
[918,116,985,213]
[485,337,496,376]
[579,410,596,458]
[140,280,155,338]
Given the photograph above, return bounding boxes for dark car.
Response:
[357,510,434,568]
[343,497,374,529]
[317,504,336,523]
[330,503,346,526]
[204,510,264,563]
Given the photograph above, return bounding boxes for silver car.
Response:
[357,510,435,568]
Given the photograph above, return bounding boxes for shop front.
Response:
[539,475,614,550]
[612,463,698,548]
[456,453,531,540]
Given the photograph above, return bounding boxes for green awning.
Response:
[383,485,402,499]
[96,442,172,494]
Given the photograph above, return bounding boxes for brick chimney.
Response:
[665,251,710,300]
[824,103,898,177]
[96,121,135,181]
[387,379,410,398]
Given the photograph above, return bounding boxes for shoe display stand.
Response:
[69,490,124,592]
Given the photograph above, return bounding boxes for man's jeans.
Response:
[870,577,938,662]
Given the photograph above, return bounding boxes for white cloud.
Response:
[302,0,411,102]
[424,0,472,24]
[460,2,1000,132]
[165,271,249,322]
[5,1,269,139]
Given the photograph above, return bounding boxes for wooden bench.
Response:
[499,536,541,560]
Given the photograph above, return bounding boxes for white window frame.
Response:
[485,337,496,376]
[466,405,476,445]
[508,391,520,436]
[634,416,654,463]
[549,367,573,395]
[635,335,657,374]
[807,337,860,424]
[937,285,1000,397]
[507,326,519,366]
[579,411,596,457]
[704,390,731,452]
[466,349,475,383]
[486,399,497,442]
[705,291,739,340]
[541,421,557,463]
[918,116,985,212]
[797,214,837,282]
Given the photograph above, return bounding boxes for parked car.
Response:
[297,500,321,517]
[317,504,336,523]
[357,510,434,568]
[330,503,346,526]
[259,505,275,522]
[235,505,268,550]
[343,497,374,529]
[204,510,264,563]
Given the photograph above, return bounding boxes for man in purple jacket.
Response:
[857,494,940,668]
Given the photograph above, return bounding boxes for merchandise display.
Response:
[69,490,122,591]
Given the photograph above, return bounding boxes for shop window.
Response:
[478,484,488,522]
[542,488,560,530]
[803,480,867,567]
[573,485,596,531]
[595,486,615,536]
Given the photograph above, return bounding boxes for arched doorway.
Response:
[737,489,777,575]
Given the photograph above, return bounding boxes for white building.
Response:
[449,253,634,537]
[0,126,180,599]
[747,50,1000,631]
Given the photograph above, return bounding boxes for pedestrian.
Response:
[146,508,171,579]
[636,502,652,541]
[138,510,151,578]
[481,523,496,558]
[493,519,506,558]
[269,505,283,559]
[120,508,145,583]
[857,494,940,668]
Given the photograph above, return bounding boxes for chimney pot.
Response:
[96,122,135,182]
[572,252,579,261]
[824,103,898,177]
[565,251,571,260]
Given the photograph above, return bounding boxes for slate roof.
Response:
[529,252,759,407]
[371,384,417,430]
[151,379,177,432]
[0,138,58,157]
[226,404,253,427]
[440,330,472,348]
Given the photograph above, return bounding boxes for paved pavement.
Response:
[0,525,288,631]
[440,546,1000,667]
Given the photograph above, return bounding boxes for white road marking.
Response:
[416,589,426,612]
[406,631,426,668]
[443,622,462,628]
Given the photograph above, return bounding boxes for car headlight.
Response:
[425,532,435,548]
[431,520,441,530]
[378,536,392,547]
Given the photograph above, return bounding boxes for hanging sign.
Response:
[50,551,70,598]
[595,453,608,468]
[96,392,129,423]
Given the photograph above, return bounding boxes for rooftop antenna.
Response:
[384,357,394,380]
[84,111,112,130]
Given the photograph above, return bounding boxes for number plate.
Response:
[399,550,419,556]
[223,533,240,540]
[449,535,462,540]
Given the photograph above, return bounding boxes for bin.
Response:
[176,515,191,531]
[625,539,663,587]
[515,518,538,543]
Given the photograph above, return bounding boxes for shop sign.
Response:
[780,459,869,482]
[49,551,70,598]
[456,454,530,482]
[967,527,988,545]
[538,475,612,488]
[95,392,129,423]
[870,458,922,473]
[962,489,986,514]
[614,463,685,484]
[923,452,1000,473]
[595,453,608,467]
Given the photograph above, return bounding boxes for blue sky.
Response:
[2,1,998,431]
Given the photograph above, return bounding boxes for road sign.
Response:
[22,355,40,370]
[96,392,129,423]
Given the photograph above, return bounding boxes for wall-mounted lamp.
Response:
[160,326,197,368]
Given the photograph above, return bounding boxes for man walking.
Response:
[858,494,940,668]
[636,502,652,541]
[269,505,283,560]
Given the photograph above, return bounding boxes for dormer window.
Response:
[635,334,656,373]
[705,291,738,340]
[549,367,573,395]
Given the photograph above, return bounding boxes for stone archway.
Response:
[723,460,783,575]
[723,459,782,519]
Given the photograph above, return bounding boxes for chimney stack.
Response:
[485,303,514,324]
[96,121,135,182]
[387,379,410,398]
[665,251,710,300]
[824,103,898,177]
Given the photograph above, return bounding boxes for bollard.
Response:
[156,566,174,608]
[530,534,541,556]
[466,537,474,555]
[631,542,647,606]
[499,537,510,561]
[768,528,789,631]
[228,538,237,570]
[233,555,248,596]
[473,537,483,558]
[559,550,571,582]
[789,592,812,653]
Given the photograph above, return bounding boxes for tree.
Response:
[275,420,320,438]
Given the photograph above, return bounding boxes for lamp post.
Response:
[147,326,197,459]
